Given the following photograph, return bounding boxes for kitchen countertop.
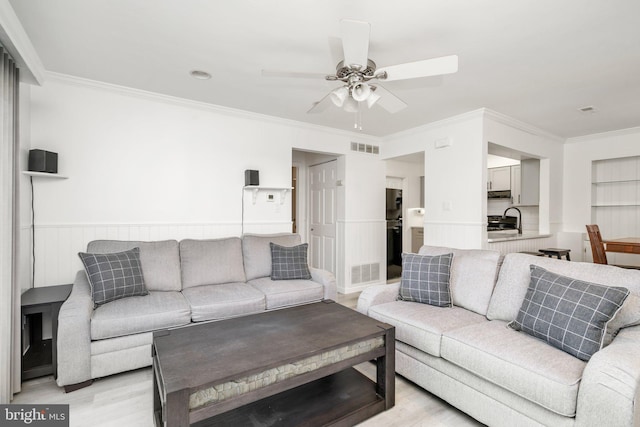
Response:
[487,231,552,243]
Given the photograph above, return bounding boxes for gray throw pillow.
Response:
[398,253,453,307]
[509,265,629,361]
[78,247,148,306]
[269,242,312,280]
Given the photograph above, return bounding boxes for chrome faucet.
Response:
[503,207,522,234]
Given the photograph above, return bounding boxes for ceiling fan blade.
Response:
[372,85,407,114]
[327,36,344,68]
[261,69,329,79]
[340,19,370,70]
[376,55,458,82]
[307,93,334,114]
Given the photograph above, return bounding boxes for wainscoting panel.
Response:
[337,219,386,294]
[424,221,486,249]
[486,236,556,256]
[33,222,291,287]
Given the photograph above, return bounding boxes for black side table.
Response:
[21,284,73,381]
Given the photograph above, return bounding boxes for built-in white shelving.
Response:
[590,156,640,244]
[22,171,68,179]
[244,186,292,204]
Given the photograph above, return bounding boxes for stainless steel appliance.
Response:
[487,215,518,231]
[386,189,402,280]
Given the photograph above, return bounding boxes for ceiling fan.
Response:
[262,19,458,124]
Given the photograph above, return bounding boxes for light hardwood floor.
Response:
[13,293,484,427]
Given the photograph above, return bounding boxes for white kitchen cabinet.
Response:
[511,165,521,204]
[510,159,539,206]
[520,159,540,205]
[487,166,511,191]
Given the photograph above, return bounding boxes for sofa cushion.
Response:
[180,238,246,289]
[79,248,148,306]
[398,252,453,307]
[441,320,586,417]
[86,240,181,291]
[248,277,323,309]
[242,233,302,281]
[91,291,191,340]
[368,300,487,357]
[487,253,640,324]
[269,242,311,280]
[605,292,640,345]
[510,265,629,361]
[182,283,265,322]
[419,246,502,315]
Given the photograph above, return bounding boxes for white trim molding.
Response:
[0,0,45,85]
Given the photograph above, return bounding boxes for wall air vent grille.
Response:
[351,142,379,155]
[351,263,381,284]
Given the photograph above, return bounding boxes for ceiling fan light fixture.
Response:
[343,97,359,113]
[351,82,371,102]
[330,86,349,107]
[366,90,381,108]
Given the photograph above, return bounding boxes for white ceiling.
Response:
[8,0,640,138]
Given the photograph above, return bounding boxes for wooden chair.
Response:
[586,224,640,269]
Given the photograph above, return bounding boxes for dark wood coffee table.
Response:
[153,300,395,427]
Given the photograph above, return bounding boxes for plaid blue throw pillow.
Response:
[78,247,148,306]
[398,252,453,307]
[269,242,312,280]
[509,265,629,361]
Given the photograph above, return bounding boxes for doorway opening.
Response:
[384,152,426,281]
[292,149,340,276]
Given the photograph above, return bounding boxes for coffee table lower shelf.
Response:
[155,367,385,427]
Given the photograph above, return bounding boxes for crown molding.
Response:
[384,109,485,141]
[565,126,640,144]
[0,0,45,85]
[482,109,565,143]
[45,72,382,144]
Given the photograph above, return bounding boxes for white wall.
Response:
[339,151,386,292]
[563,127,640,261]
[381,109,566,250]
[483,111,564,242]
[27,75,384,292]
[384,111,486,249]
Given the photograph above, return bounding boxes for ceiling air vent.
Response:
[578,105,597,114]
[351,142,379,155]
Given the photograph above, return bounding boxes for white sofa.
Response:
[56,233,336,391]
[358,245,640,427]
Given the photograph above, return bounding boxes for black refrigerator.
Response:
[386,189,402,280]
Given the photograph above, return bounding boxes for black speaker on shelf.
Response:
[245,169,259,186]
[28,149,58,173]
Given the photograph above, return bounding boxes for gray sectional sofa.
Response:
[56,233,336,391]
[358,245,640,427]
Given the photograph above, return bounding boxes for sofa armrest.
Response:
[56,271,94,387]
[309,267,337,301]
[356,282,400,315]
[575,325,640,427]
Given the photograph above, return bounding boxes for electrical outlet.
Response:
[267,194,275,202]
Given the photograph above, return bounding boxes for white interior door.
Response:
[309,160,337,274]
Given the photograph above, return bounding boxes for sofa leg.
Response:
[64,379,93,393]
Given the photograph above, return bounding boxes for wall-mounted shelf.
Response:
[23,171,68,179]
[244,186,292,205]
